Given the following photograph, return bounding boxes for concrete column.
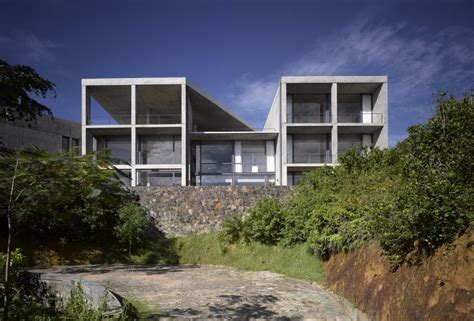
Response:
[131,85,136,187]
[81,85,90,155]
[266,140,275,173]
[287,95,293,123]
[281,81,288,185]
[234,141,242,173]
[181,83,187,186]
[362,134,372,149]
[362,94,372,124]
[331,83,338,163]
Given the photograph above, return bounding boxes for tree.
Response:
[0,59,56,122]
[0,149,139,320]
[114,204,152,258]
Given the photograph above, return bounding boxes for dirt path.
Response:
[36,265,366,320]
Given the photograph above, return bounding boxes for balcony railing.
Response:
[197,161,272,175]
[287,112,332,124]
[88,115,131,125]
[88,114,181,125]
[289,153,332,164]
[136,114,181,125]
[338,113,383,124]
[196,172,276,186]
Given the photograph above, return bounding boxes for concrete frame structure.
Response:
[264,76,388,185]
[81,76,388,186]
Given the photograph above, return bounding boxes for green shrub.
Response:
[219,216,248,244]
[246,197,285,245]
[240,93,473,263]
[114,203,153,257]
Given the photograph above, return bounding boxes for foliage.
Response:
[60,284,105,321]
[372,93,474,260]
[219,216,249,244]
[233,93,473,263]
[0,59,56,122]
[114,204,154,257]
[175,232,325,283]
[0,148,147,246]
[245,197,285,245]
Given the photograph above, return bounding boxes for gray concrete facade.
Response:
[0,117,81,152]
[264,76,388,185]
[81,76,388,186]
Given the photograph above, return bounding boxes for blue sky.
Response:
[1,0,473,145]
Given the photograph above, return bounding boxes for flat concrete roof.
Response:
[282,76,388,83]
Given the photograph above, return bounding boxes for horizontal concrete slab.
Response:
[286,124,333,134]
[337,124,384,134]
[189,131,278,140]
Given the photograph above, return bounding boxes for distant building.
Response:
[81,76,388,186]
[0,117,81,152]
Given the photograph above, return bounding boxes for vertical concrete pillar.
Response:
[281,81,288,185]
[266,140,275,173]
[131,85,137,187]
[81,85,89,155]
[234,141,242,173]
[181,83,187,186]
[331,83,338,164]
[362,94,372,123]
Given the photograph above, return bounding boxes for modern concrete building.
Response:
[0,117,81,152]
[81,76,387,186]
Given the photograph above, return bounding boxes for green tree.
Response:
[0,59,56,122]
[114,204,152,257]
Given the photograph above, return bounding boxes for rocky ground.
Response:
[35,264,367,320]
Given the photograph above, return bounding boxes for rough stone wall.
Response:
[133,186,292,237]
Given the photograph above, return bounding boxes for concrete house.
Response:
[81,76,387,186]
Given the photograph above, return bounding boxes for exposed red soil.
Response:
[325,228,474,321]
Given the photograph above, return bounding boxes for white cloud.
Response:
[228,19,474,129]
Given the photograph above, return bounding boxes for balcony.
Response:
[287,112,332,124]
[338,112,383,124]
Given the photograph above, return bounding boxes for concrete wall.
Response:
[0,117,81,152]
[133,186,292,237]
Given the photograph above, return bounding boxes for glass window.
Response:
[338,134,363,155]
[138,135,181,164]
[338,94,363,123]
[198,141,233,174]
[96,136,131,164]
[241,141,267,173]
[291,94,330,123]
[62,136,70,151]
[137,170,181,186]
[291,134,330,163]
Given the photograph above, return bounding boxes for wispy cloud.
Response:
[0,31,60,64]
[228,19,474,129]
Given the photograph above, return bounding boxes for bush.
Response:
[0,149,152,249]
[237,93,473,263]
[114,203,154,257]
[219,216,248,244]
[246,197,285,245]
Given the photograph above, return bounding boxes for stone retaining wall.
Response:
[133,186,292,237]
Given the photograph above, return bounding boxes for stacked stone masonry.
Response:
[133,186,292,237]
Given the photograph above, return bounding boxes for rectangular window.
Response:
[62,136,70,151]
[138,135,181,164]
[241,141,267,173]
[136,170,181,186]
